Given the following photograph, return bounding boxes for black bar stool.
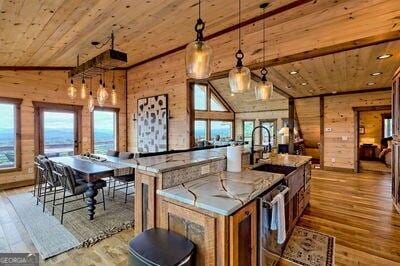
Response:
[128,228,195,266]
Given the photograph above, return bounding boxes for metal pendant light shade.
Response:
[255,69,273,100]
[229,50,251,93]
[185,0,213,79]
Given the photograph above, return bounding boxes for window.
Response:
[93,109,118,155]
[43,111,75,157]
[210,93,227,111]
[194,84,207,110]
[243,120,254,143]
[383,115,393,138]
[261,120,277,147]
[195,120,207,141]
[210,121,233,140]
[0,99,21,171]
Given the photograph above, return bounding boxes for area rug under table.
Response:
[8,189,134,260]
[282,226,335,266]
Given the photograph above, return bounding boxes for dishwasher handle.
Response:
[261,185,289,209]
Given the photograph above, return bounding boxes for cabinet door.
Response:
[392,143,400,205]
[230,201,257,266]
[393,78,400,138]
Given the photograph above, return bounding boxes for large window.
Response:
[383,114,393,138]
[195,120,207,141]
[93,109,118,155]
[43,111,75,157]
[210,121,233,140]
[194,84,207,110]
[243,120,255,143]
[0,99,21,171]
[261,120,277,147]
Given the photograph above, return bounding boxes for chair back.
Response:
[34,155,47,179]
[41,159,58,185]
[119,151,134,160]
[107,150,120,157]
[53,163,77,194]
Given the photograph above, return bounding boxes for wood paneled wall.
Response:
[323,91,391,170]
[0,70,126,185]
[126,0,398,151]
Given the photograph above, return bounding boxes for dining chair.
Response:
[106,150,119,157]
[109,152,135,203]
[52,163,107,224]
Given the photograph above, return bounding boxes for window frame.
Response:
[382,113,393,139]
[193,83,208,111]
[260,119,278,147]
[0,97,22,173]
[242,120,255,142]
[210,119,234,140]
[194,119,208,142]
[91,106,120,154]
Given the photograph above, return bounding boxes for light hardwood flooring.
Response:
[1,170,400,265]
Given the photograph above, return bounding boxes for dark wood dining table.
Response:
[50,155,133,220]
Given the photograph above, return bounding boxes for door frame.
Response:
[33,102,83,156]
[353,105,391,173]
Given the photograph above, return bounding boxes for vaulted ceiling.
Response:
[0,0,293,66]
[256,40,400,98]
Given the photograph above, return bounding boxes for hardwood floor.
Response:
[298,169,400,265]
[0,170,399,265]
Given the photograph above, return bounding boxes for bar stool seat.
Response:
[128,228,195,266]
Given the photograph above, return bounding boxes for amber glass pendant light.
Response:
[97,74,108,106]
[88,79,95,113]
[185,0,213,79]
[229,0,251,93]
[255,3,273,101]
[80,76,87,100]
[67,78,77,99]
[111,71,117,106]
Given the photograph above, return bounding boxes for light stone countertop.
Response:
[123,145,262,174]
[258,154,312,168]
[157,170,284,216]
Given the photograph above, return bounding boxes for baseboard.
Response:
[322,166,355,173]
[0,179,34,190]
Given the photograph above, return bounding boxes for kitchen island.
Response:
[155,152,312,265]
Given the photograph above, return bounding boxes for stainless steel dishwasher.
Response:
[258,184,290,266]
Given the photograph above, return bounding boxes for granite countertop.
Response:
[258,154,312,168]
[157,170,284,216]
[123,145,260,174]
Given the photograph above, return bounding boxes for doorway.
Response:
[354,105,392,173]
[33,102,82,157]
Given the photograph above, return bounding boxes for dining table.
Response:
[49,155,135,220]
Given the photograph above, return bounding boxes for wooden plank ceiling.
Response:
[209,77,288,113]
[255,40,400,98]
[0,0,293,67]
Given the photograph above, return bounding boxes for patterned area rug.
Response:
[8,185,134,260]
[283,226,335,266]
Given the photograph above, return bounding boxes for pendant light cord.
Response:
[263,7,265,68]
[238,0,241,51]
[198,0,201,19]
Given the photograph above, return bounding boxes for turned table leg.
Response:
[85,181,98,220]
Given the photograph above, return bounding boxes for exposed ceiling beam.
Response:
[251,72,293,99]
[249,31,400,71]
[294,87,391,99]
[127,0,312,70]
[0,66,73,71]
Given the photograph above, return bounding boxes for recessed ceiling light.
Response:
[367,82,376,86]
[377,54,392,60]
[370,72,383,76]
[286,85,292,89]
[289,71,298,75]
[230,93,234,96]
[301,82,307,86]
[332,91,337,94]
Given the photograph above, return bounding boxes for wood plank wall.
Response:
[126,0,398,151]
[323,91,391,170]
[295,97,321,159]
[0,70,127,185]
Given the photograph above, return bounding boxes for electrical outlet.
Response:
[28,167,33,174]
[331,158,336,163]
[201,165,210,175]
[342,136,348,141]
[325,128,332,132]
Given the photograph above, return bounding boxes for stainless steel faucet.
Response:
[250,125,272,165]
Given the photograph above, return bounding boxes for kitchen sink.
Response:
[251,164,296,175]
